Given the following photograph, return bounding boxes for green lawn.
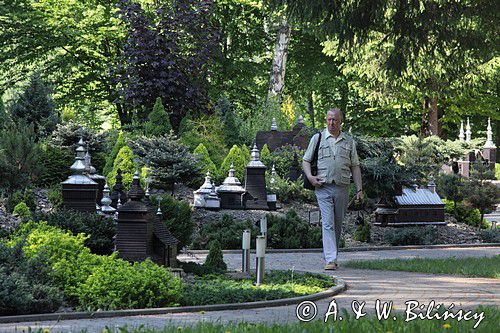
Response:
[343,255,500,278]
[35,306,498,332]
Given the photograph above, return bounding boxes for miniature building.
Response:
[85,150,106,205]
[193,171,214,208]
[267,164,277,211]
[61,137,98,212]
[151,203,179,267]
[218,164,246,209]
[255,116,309,152]
[204,183,221,210]
[99,183,116,217]
[244,143,269,210]
[115,170,150,262]
[482,118,497,172]
[110,168,128,208]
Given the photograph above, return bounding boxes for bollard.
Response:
[255,235,266,286]
[260,216,267,246]
[242,229,251,273]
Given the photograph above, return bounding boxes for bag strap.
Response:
[311,131,322,164]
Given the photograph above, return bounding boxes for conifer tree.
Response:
[107,145,136,190]
[203,240,227,272]
[178,111,192,136]
[145,97,172,137]
[103,132,127,176]
[217,145,247,184]
[10,73,59,138]
[193,143,217,177]
[260,144,271,167]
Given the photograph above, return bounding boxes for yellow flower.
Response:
[443,323,451,329]
[392,305,396,310]
[43,329,50,333]
[102,329,109,333]
[225,331,232,333]
[177,326,183,331]
[199,310,205,314]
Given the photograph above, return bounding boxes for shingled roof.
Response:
[395,187,444,206]
[153,220,179,246]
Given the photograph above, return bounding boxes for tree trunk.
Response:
[267,19,291,100]
[308,91,315,128]
[421,96,439,137]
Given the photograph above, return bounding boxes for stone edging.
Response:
[0,277,346,324]
[184,243,500,255]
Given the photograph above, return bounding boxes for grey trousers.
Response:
[315,183,349,263]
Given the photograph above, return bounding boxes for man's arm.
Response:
[351,165,363,200]
[302,160,323,187]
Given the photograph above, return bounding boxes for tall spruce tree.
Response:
[10,73,59,138]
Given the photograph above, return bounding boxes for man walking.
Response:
[303,108,363,270]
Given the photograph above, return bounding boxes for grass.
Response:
[343,255,500,278]
[26,306,500,332]
[181,270,334,306]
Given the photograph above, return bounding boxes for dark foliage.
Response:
[33,210,116,255]
[152,194,194,249]
[384,226,437,246]
[0,242,63,315]
[0,122,41,192]
[49,121,107,173]
[7,188,36,213]
[114,0,219,128]
[191,214,259,250]
[267,210,322,249]
[37,144,74,187]
[8,73,59,138]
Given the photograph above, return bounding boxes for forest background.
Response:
[0,0,498,145]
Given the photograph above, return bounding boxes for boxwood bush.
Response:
[33,210,116,255]
[384,226,437,246]
[12,222,184,311]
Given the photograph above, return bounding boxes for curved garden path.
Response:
[1,246,498,333]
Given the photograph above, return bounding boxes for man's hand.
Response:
[355,190,364,202]
[308,175,324,188]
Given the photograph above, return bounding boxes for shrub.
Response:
[15,223,183,310]
[145,97,172,137]
[193,143,217,181]
[217,145,247,185]
[353,223,371,243]
[269,145,304,178]
[47,184,63,211]
[0,123,41,191]
[191,214,259,250]
[266,174,315,203]
[0,243,63,316]
[32,210,116,255]
[444,200,484,228]
[384,226,437,246]
[103,132,127,176]
[9,73,59,138]
[37,143,73,186]
[49,121,107,173]
[76,258,183,310]
[129,135,200,190]
[13,202,31,220]
[107,145,136,190]
[180,115,228,167]
[8,188,36,213]
[153,194,194,249]
[267,210,321,249]
[481,229,500,243]
[203,240,227,272]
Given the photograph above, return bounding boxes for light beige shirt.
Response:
[303,129,360,185]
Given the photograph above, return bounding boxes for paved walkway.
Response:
[1,246,498,333]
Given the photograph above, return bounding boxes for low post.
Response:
[242,229,251,273]
[255,235,266,286]
[260,216,267,246]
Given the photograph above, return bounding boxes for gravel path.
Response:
[1,246,498,333]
